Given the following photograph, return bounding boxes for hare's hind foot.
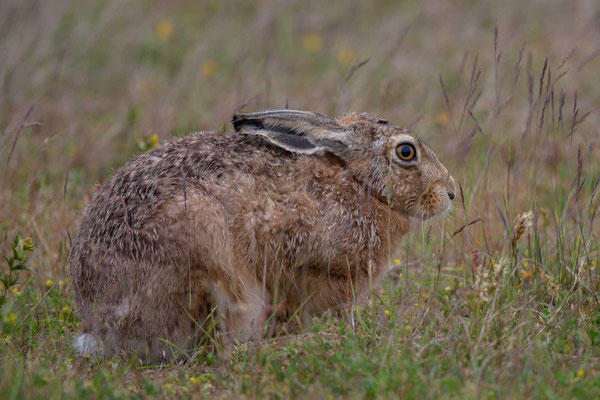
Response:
[73,275,272,364]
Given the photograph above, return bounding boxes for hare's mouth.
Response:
[408,189,453,219]
[408,205,451,221]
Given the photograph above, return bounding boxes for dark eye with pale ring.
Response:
[396,143,416,162]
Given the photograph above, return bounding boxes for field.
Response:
[1,0,600,398]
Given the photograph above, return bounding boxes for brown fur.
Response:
[69,110,456,363]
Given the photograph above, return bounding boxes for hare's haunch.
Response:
[70,110,455,363]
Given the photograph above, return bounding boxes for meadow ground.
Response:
[1,0,600,398]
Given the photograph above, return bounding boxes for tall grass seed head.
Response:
[513,211,533,241]
[475,258,508,303]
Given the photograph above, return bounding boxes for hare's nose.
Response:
[446,175,456,200]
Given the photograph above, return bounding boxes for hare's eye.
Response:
[396,143,416,161]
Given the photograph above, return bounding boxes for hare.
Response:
[69,109,456,363]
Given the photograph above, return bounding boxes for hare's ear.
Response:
[232,110,351,156]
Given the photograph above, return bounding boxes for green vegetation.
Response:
[1,0,599,398]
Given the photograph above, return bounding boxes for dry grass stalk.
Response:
[474,258,508,304]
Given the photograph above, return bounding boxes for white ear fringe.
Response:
[74,333,103,359]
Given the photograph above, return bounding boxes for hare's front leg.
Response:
[208,271,267,346]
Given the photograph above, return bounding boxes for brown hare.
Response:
[70,109,456,363]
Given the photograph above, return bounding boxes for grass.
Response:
[1,0,599,398]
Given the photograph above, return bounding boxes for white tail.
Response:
[74,333,102,358]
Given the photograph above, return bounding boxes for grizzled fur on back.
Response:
[69,109,455,363]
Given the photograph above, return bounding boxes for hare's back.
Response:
[72,131,301,254]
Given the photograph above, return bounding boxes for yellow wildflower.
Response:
[189,377,201,384]
[520,269,533,279]
[202,60,218,78]
[12,288,21,296]
[63,306,70,312]
[23,237,35,252]
[394,259,401,265]
[156,20,174,42]
[435,111,450,127]
[45,279,52,287]
[150,134,159,148]
[337,48,357,66]
[302,33,323,53]
[577,369,585,378]
[244,374,250,380]
[384,309,390,316]
[405,324,412,332]
[8,313,17,324]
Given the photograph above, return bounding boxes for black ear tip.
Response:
[232,113,245,131]
[232,113,263,132]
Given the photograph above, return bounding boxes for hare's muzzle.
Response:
[446,175,457,201]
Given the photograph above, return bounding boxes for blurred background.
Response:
[1,0,600,397]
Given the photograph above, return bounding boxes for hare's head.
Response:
[233,110,456,219]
